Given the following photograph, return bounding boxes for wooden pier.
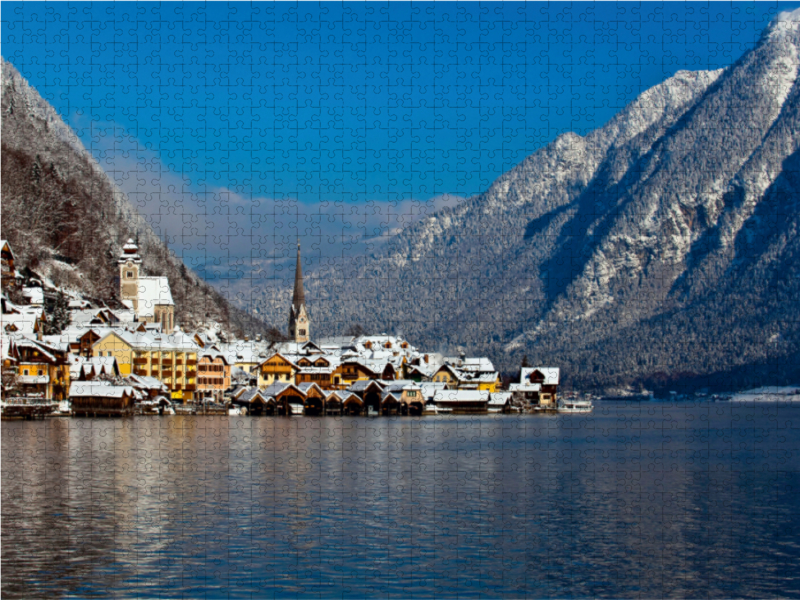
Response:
[1,398,59,420]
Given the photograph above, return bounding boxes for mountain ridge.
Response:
[250,15,800,392]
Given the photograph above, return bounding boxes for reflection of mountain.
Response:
[260,12,800,391]
[1,58,266,337]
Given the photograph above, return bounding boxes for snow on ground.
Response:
[729,386,800,402]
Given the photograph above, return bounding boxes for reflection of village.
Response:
[1,239,570,418]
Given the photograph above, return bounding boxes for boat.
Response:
[557,398,593,413]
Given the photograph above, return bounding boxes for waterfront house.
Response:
[296,382,326,415]
[256,352,299,387]
[197,348,231,401]
[433,389,490,414]
[13,336,70,400]
[262,382,307,416]
[512,368,560,407]
[489,392,512,413]
[235,388,275,416]
[348,379,385,413]
[93,329,199,402]
[70,381,137,416]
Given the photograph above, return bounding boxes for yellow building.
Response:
[256,353,299,387]
[13,337,71,401]
[93,330,199,402]
[432,363,500,393]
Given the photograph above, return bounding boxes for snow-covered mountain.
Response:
[1,58,267,337]
[256,10,800,392]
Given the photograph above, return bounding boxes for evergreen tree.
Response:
[43,290,70,335]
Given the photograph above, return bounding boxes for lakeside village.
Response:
[0,239,592,419]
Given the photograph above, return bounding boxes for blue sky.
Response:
[1,1,794,301]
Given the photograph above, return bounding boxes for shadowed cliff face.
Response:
[250,13,800,391]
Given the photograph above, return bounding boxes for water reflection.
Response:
[3,403,800,598]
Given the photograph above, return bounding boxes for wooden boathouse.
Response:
[70,382,136,417]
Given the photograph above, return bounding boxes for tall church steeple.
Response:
[289,243,310,343]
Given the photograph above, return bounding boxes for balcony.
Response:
[186,360,197,367]
[184,385,196,392]
[175,371,183,378]
[186,371,197,378]
[161,360,173,367]
[133,358,148,365]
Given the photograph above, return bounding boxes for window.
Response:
[299,329,306,336]
[23,369,29,376]
[126,271,133,278]
[38,369,43,376]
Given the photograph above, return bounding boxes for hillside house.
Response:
[1,240,16,290]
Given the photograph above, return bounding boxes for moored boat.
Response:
[557,398,593,413]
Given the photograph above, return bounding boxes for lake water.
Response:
[2,401,800,598]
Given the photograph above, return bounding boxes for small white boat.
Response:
[557,398,593,413]
[367,406,378,416]
[289,403,305,415]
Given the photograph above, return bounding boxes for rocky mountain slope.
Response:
[255,11,800,392]
[1,58,267,337]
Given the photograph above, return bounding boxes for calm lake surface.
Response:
[3,401,800,598]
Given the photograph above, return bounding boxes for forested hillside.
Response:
[1,58,267,337]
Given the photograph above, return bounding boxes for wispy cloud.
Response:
[82,121,468,294]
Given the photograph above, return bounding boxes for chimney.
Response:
[424,354,429,364]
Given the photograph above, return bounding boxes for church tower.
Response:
[288,243,310,343]
[119,239,142,312]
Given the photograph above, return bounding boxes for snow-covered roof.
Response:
[509,383,542,392]
[417,382,448,400]
[15,336,59,362]
[128,374,169,391]
[489,392,512,405]
[445,356,496,372]
[69,355,119,378]
[296,382,324,396]
[317,336,356,349]
[22,287,44,306]
[348,379,385,392]
[383,380,419,393]
[2,308,44,334]
[93,329,199,353]
[239,388,270,403]
[136,276,174,316]
[434,390,490,404]
[262,381,301,398]
[69,381,135,398]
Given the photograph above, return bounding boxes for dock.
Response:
[1,397,59,420]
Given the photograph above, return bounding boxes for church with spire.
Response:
[288,243,310,343]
